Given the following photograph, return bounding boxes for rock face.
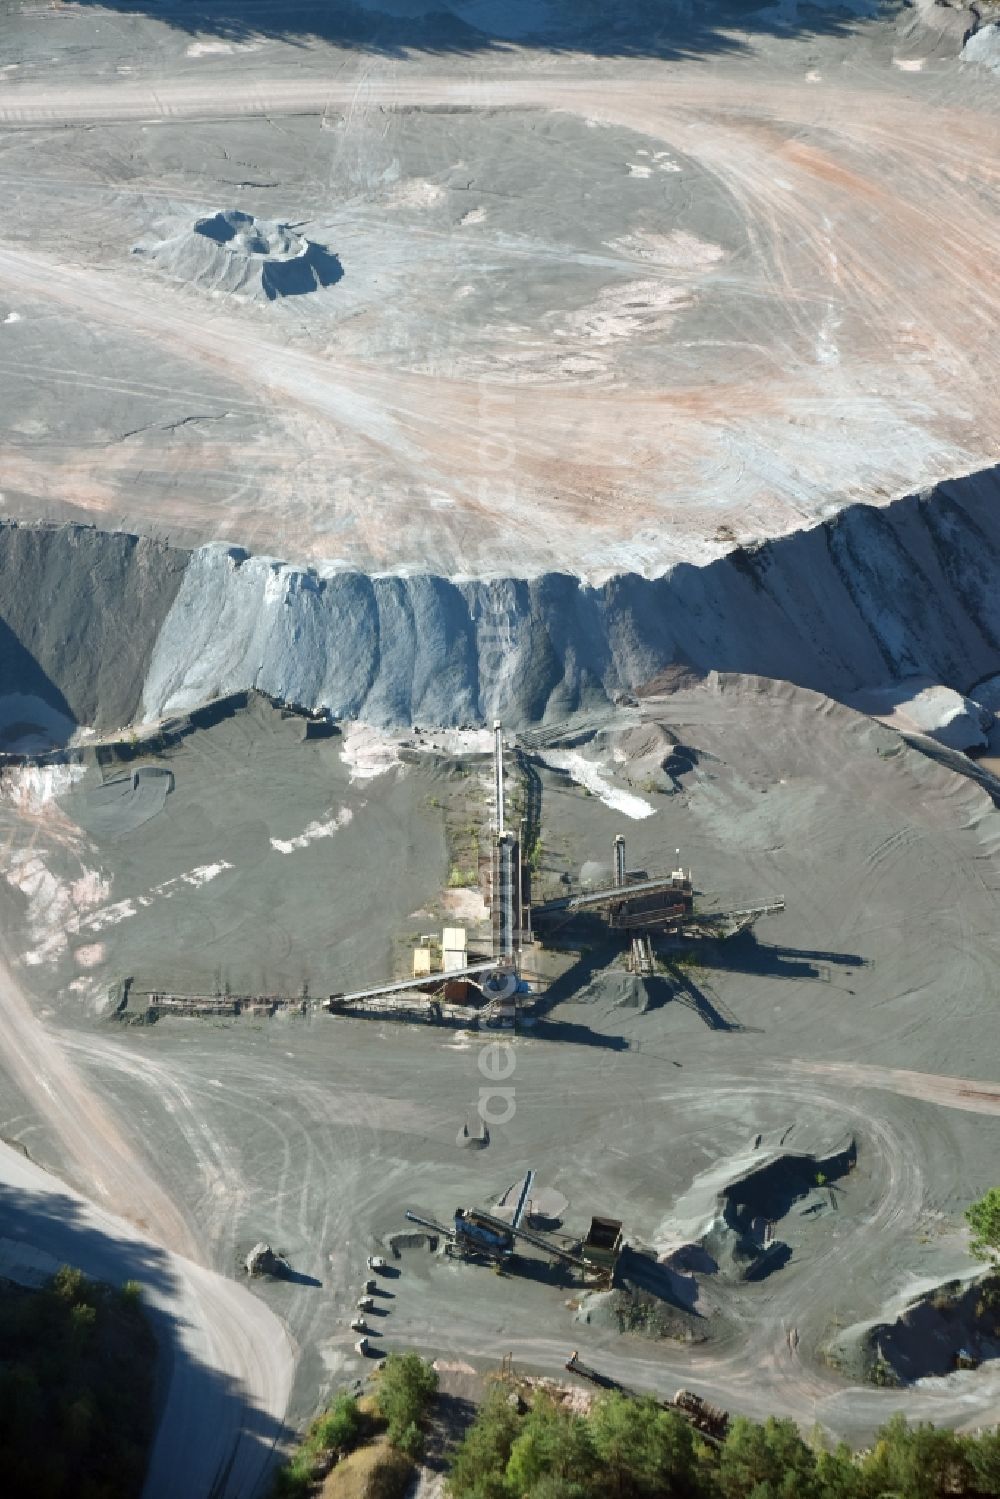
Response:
[4,464,1000,736]
[850,679,994,752]
[0,522,187,741]
[133,210,343,301]
[140,464,1000,727]
[963,21,1000,73]
[835,1271,1000,1385]
[244,1242,288,1278]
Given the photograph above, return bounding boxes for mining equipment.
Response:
[564,1353,729,1442]
[330,722,521,1015]
[326,957,504,1013]
[326,722,783,1026]
[532,834,784,944]
[581,1216,623,1275]
[405,1171,614,1280]
[562,1351,619,1391]
[672,1389,730,1441]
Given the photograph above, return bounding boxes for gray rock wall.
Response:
[4,465,1000,734]
[0,522,188,733]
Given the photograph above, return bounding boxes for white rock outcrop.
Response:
[851,679,992,752]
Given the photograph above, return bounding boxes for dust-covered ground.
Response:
[0,1,998,574]
[2,677,1000,1448]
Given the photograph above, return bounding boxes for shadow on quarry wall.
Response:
[617,1243,703,1315]
[623,462,1000,709]
[706,1139,858,1283]
[69,0,879,63]
[0,1179,289,1492]
[0,617,78,750]
[261,244,344,299]
[851,1273,1000,1385]
[0,521,188,737]
[723,1140,857,1232]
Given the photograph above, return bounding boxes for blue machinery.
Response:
[405,1169,601,1276]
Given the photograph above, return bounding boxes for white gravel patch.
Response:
[544,750,655,820]
[80,861,234,934]
[341,723,402,782]
[553,280,690,346]
[1,761,85,811]
[609,230,724,267]
[270,807,353,854]
[5,850,110,966]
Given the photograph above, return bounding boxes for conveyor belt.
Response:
[331,961,500,1006]
[533,872,690,916]
[470,1208,592,1270]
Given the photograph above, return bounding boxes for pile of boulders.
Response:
[245,1241,290,1278]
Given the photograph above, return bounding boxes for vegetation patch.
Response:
[272,1392,366,1497]
[273,1355,437,1498]
[320,1436,413,1499]
[0,1264,156,1499]
[373,1351,439,1458]
[447,1384,1000,1499]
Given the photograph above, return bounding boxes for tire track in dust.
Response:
[60,1035,244,1236]
[785,1059,1000,1116]
[0,957,297,1497]
[388,1067,988,1438]
[0,954,197,1254]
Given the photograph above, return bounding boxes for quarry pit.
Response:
[1,2,1000,1495]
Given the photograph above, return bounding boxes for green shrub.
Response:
[69,1301,97,1349]
[269,1458,311,1499]
[396,1420,424,1458]
[375,1352,438,1453]
[506,1396,594,1495]
[966,1187,1000,1264]
[52,1265,92,1306]
[588,1391,697,1496]
[718,1415,819,1498]
[448,1386,520,1499]
[314,1391,361,1453]
[270,1389,362,1496]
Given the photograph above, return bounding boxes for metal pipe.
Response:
[494,719,505,837]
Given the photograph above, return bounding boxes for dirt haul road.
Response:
[0,955,294,1499]
[0,59,997,573]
